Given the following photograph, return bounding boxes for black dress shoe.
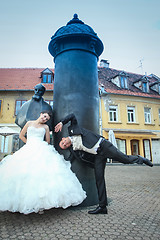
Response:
[88,206,108,214]
[138,155,153,167]
[143,158,153,167]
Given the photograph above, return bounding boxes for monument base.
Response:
[71,160,99,207]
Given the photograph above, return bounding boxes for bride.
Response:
[0,111,86,214]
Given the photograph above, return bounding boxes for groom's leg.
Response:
[94,156,108,207]
[99,140,153,167]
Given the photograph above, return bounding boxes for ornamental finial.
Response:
[67,13,84,25]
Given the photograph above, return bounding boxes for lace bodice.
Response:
[27,126,46,142]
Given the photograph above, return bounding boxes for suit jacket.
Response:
[61,113,102,167]
[61,113,101,149]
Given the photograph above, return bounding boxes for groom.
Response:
[54,113,153,215]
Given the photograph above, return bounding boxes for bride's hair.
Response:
[41,110,52,118]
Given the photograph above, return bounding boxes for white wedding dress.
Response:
[0,126,86,214]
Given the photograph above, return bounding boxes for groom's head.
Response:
[59,137,72,149]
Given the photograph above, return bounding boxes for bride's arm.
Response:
[19,122,30,143]
[45,125,50,144]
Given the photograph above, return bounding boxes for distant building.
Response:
[99,60,160,164]
[0,64,160,164]
[0,68,54,158]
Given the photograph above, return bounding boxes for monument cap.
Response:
[48,14,103,58]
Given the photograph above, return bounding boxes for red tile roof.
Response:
[0,67,160,99]
[98,67,160,99]
[0,68,54,91]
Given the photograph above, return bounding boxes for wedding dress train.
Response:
[0,126,86,214]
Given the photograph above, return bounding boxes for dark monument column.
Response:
[48,14,104,206]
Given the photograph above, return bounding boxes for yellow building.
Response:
[98,63,160,164]
[0,68,54,159]
[1,65,160,164]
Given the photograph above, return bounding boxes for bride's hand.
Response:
[54,122,63,132]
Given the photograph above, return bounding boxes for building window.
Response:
[142,82,148,93]
[143,139,151,160]
[15,100,27,115]
[41,68,54,84]
[116,139,126,154]
[0,135,8,153]
[45,100,53,109]
[0,100,2,114]
[12,135,19,153]
[127,106,135,123]
[42,74,53,83]
[144,107,151,124]
[120,76,128,89]
[109,105,118,122]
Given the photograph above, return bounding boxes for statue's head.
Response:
[32,83,46,101]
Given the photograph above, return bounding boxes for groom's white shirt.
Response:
[69,135,103,155]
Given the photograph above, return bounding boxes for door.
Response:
[143,139,151,161]
[131,140,139,155]
[152,139,160,164]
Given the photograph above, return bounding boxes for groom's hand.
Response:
[54,122,63,132]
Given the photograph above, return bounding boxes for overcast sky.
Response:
[0,0,160,76]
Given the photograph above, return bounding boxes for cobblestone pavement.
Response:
[0,165,160,240]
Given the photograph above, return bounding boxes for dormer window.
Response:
[150,78,160,94]
[119,72,128,89]
[142,76,149,93]
[133,75,149,93]
[142,82,148,93]
[110,71,128,89]
[120,76,128,89]
[41,68,53,84]
[42,74,53,83]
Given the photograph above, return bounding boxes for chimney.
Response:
[100,59,109,68]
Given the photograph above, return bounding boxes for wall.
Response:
[100,94,160,161]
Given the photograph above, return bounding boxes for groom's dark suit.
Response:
[60,113,153,208]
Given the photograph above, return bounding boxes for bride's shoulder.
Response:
[26,121,35,127]
[43,124,49,131]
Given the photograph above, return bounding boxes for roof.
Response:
[0,68,54,91]
[0,67,160,100]
[98,67,160,99]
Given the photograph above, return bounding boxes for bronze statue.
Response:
[15,83,53,131]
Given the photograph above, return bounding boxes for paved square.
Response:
[0,165,160,240]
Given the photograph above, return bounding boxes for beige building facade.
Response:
[0,68,54,159]
[99,62,160,164]
[1,65,160,164]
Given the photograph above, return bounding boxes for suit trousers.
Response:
[94,155,108,208]
[98,139,143,164]
[94,139,143,207]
